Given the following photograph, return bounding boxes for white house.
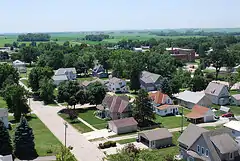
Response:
[205,82,230,105]
[0,155,13,161]
[0,108,8,128]
[224,121,240,137]
[12,60,26,73]
[107,77,128,93]
[231,94,240,106]
[52,68,76,85]
[175,91,212,109]
[155,104,179,116]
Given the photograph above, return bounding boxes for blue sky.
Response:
[1,0,240,33]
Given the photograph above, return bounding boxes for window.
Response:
[229,152,234,159]
[197,145,200,153]
[201,147,204,154]
[205,149,209,157]
[165,110,167,113]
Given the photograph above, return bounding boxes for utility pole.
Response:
[181,106,183,133]
[64,122,68,148]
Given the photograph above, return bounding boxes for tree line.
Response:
[84,34,111,41]
[17,33,51,41]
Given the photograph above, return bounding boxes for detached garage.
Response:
[138,128,172,149]
[108,117,138,134]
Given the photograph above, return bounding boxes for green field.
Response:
[9,115,62,156]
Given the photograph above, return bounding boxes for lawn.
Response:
[117,138,136,144]
[77,107,107,129]
[77,76,96,82]
[19,67,32,78]
[20,79,29,87]
[0,97,7,108]
[8,115,62,156]
[211,104,240,116]
[230,90,240,95]
[59,113,93,133]
[154,115,189,129]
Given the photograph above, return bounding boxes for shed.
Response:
[219,106,230,113]
[108,117,138,134]
[138,128,172,149]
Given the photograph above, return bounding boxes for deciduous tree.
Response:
[87,82,106,105]
[39,78,55,104]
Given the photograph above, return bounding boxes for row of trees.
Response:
[84,34,111,41]
[0,117,38,160]
[17,33,51,41]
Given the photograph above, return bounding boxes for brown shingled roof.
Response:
[102,95,130,113]
[108,117,138,128]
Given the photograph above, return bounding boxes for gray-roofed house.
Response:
[205,82,230,105]
[12,60,26,73]
[108,117,138,134]
[175,91,212,109]
[92,65,108,78]
[107,77,128,93]
[138,128,173,149]
[178,124,240,161]
[0,108,8,128]
[52,68,77,85]
[140,71,162,91]
[96,95,131,120]
[231,94,240,106]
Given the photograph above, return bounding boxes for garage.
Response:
[138,128,173,149]
[108,117,138,134]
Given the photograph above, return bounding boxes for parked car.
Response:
[222,113,234,118]
[214,115,220,120]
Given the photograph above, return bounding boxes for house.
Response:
[140,71,162,91]
[138,128,172,149]
[81,78,108,88]
[205,82,230,105]
[166,47,195,62]
[52,68,76,85]
[155,104,180,116]
[0,108,8,128]
[92,65,108,78]
[185,105,215,124]
[0,155,13,161]
[149,91,173,106]
[12,60,26,73]
[178,124,240,161]
[231,94,240,106]
[224,121,240,138]
[133,46,150,52]
[96,95,131,120]
[108,117,138,134]
[107,77,128,93]
[231,82,240,91]
[175,91,212,109]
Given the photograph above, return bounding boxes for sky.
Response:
[1,0,240,33]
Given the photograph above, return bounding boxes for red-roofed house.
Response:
[96,95,131,120]
[185,105,215,124]
[155,104,180,116]
[108,117,138,134]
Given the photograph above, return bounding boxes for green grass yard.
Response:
[230,90,240,95]
[20,79,29,87]
[8,115,62,156]
[59,113,93,133]
[77,107,107,129]
[77,76,96,82]
[117,138,136,144]
[0,97,7,108]
[154,115,189,129]
[212,104,240,116]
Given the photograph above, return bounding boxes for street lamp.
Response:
[64,122,68,147]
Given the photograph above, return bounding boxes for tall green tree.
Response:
[0,120,12,156]
[0,63,19,88]
[133,89,155,124]
[20,46,38,66]
[56,146,77,161]
[39,78,55,104]
[190,68,206,92]
[2,84,30,120]
[14,116,38,160]
[160,78,172,96]
[87,82,106,105]
[57,81,80,103]
[28,67,54,92]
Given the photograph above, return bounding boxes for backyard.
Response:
[77,107,107,129]
[212,104,240,116]
[8,115,62,156]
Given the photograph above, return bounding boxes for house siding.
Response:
[206,86,230,105]
[117,125,137,134]
[231,97,240,106]
[154,137,172,149]
[155,107,178,116]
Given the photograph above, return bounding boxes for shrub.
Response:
[103,141,111,148]
[110,141,116,147]
[98,143,104,149]
[46,149,53,154]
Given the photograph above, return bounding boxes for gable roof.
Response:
[109,77,124,84]
[148,91,169,105]
[205,82,227,96]
[55,68,76,75]
[224,120,240,132]
[156,104,179,110]
[101,95,130,113]
[140,71,162,84]
[52,75,68,81]
[232,94,240,101]
[175,91,206,104]
[210,133,239,154]
[93,65,104,72]
[139,128,172,141]
[185,105,211,119]
[13,60,25,65]
[108,117,138,128]
[178,124,208,148]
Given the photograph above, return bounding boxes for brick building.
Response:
[166,47,195,62]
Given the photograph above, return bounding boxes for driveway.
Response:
[83,129,116,140]
[29,99,105,161]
